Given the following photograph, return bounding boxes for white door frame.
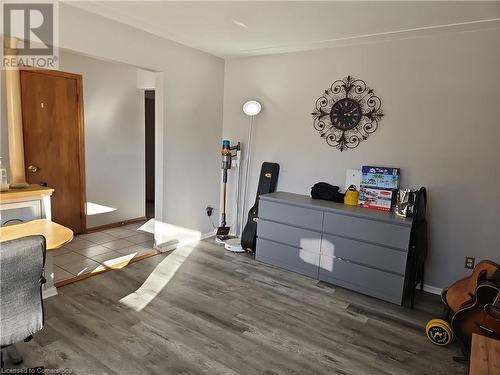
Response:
[153,72,164,221]
[27,48,167,225]
[138,70,165,222]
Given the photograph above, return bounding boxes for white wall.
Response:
[223,27,500,289]
[0,4,224,236]
[58,50,145,228]
[58,5,224,235]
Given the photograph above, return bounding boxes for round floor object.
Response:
[425,318,453,346]
[215,236,226,244]
[224,238,245,253]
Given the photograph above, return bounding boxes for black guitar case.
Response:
[241,162,280,254]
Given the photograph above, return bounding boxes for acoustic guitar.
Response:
[451,282,500,347]
[442,260,499,313]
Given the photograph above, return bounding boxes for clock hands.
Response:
[343,110,356,118]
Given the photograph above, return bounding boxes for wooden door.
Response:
[20,69,86,233]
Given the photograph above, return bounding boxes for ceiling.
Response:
[68,1,500,58]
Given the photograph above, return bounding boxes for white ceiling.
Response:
[68,1,500,58]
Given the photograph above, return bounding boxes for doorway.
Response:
[145,90,155,219]
[20,69,86,233]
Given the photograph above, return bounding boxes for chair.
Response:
[0,235,46,368]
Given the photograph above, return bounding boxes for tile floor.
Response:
[52,221,158,285]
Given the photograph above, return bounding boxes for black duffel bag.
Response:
[311,182,344,203]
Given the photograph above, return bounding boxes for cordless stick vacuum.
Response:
[216,140,240,241]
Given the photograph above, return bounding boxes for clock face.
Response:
[329,98,362,131]
[312,76,384,151]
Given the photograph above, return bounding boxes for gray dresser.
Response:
[255,192,413,305]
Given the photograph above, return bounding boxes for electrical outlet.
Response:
[465,256,475,270]
[206,206,213,217]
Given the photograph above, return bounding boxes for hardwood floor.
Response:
[8,239,467,374]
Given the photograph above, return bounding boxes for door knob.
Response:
[28,165,39,173]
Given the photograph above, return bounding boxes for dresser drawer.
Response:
[320,234,408,275]
[322,212,410,250]
[319,256,404,304]
[258,219,321,253]
[256,238,320,278]
[259,200,323,231]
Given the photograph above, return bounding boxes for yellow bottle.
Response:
[344,185,359,206]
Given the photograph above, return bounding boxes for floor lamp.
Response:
[224,100,262,252]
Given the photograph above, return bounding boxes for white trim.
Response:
[154,72,165,222]
[418,283,443,295]
[201,231,216,240]
[240,19,500,56]
[66,2,500,58]
[154,230,215,253]
[42,286,58,299]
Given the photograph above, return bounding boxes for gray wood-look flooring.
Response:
[8,239,467,374]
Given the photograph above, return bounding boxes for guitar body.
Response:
[241,202,258,252]
[241,162,280,254]
[443,260,499,312]
[451,282,500,347]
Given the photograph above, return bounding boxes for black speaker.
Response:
[241,162,280,253]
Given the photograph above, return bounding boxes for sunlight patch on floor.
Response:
[100,253,136,268]
[138,219,204,251]
[119,244,195,311]
[85,202,117,215]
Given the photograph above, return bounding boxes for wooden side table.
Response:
[470,333,500,375]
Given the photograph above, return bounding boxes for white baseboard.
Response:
[201,230,215,240]
[42,286,58,299]
[419,284,443,295]
[155,230,215,252]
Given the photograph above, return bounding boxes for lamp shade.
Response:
[242,100,262,116]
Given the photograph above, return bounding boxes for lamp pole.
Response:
[240,115,254,235]
[223,101,261,252]
[239,100,261,237]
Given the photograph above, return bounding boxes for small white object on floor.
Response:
[224,238,245,253]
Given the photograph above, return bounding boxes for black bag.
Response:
[311,182,344,203]
[241,162,280,253]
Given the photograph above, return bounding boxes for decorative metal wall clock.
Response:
[311,76,384,151]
